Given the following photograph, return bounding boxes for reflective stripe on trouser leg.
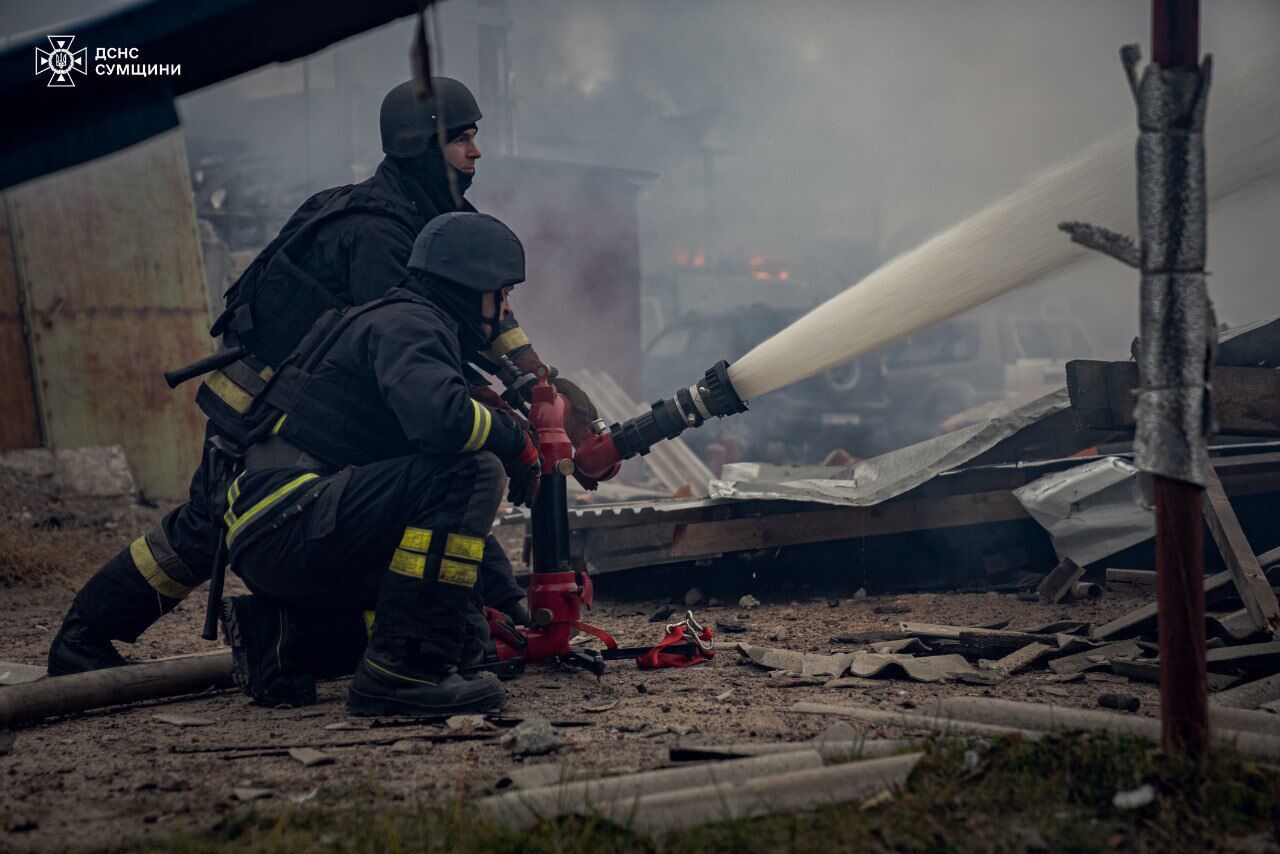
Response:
[369,454,506,667]
[130,526,202,599]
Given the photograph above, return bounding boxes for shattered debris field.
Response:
[4,469,1280,851]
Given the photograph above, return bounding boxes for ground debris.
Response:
[716,615,748,634]
[152,713,214,727]
[1047,640,1143,675]
[1112,783,1155,810]
[288,747,334,767]
[1098,694,1141,713]
[230,787,275,803]
[500,716,566,756]
[738,595,761,609]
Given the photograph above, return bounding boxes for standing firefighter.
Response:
[47,78,597,676]
[225,212,537,714]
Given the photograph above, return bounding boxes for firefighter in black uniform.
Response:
[225,212,536,715]
[47,78,597,677]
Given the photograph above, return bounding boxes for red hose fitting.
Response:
[573,430,623,482]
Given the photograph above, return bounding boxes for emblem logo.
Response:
[35,35,87,88]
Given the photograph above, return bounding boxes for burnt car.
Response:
[644,307,1096,462]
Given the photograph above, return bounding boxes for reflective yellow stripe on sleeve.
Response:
[481,327,532,360]
[129,536,195,598]
[205,371,254,414]
[224,473,320,545]
[460,399,492,452]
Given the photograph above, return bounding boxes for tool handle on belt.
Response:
[164,346,248,389]
[201,535,228,642]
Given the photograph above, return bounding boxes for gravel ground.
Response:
[0,564,1160,848]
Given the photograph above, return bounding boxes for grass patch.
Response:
[109,731,1280,853]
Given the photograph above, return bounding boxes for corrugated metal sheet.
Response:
[4,131,211,497]
[0,201,41,449]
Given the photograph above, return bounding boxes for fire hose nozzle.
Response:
[573,359,747,481]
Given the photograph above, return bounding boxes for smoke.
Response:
[5,0,1280,455]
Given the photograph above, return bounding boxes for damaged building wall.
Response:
[0,131,211,497]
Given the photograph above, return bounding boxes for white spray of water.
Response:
[728,53,1280,402]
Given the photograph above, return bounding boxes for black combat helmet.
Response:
[408,213,523,350]
[380,78,483,158]
[409,212,524,292]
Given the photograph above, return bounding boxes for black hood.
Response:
[388,138,471,218]
[411,273,492,356]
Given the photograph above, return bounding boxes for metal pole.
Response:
[1142,0,1210,756]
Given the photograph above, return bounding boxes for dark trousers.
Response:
[228,451,515,668]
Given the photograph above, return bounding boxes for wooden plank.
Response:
[1067,360,1280,437]
[1092,571,1235,640]
[1107,568,1157,586]
[1203,467,1280,634]
[671,488,1029,557]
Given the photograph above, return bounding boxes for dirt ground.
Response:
[0,469,1163,849]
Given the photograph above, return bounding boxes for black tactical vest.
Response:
[249,294,422,468]
[197,185,422,445]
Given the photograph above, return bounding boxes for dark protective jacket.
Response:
[252,289,527,471]
[199,158,529,445]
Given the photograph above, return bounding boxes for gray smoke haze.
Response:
[5,0,1279,450]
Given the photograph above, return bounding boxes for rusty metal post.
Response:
[1138,0,1211,756]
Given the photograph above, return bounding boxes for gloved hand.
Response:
[503,431,541,508]
[470,385,531,433]
[551,376,600,447]
[510,348,600,447]
[496,595,531,627]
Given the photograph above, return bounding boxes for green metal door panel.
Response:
[6,132,211,497]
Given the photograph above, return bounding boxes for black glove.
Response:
[497,595,532,627]
[503,432,542,508]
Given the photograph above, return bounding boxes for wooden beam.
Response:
[1066,360,1280,437]
[1202,467,1280,635]
[671,489,1028,557]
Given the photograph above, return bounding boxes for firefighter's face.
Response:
[443,128,481,175]
[480,286,512,338]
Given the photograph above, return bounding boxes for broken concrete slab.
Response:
[229,788,274,802]
[1047,640,1144,675]
[868,638,932,655]
[1036,558,1085,604]
[671,724,913,763]
[287,748,333,767]
[984,642,1055,675]
[1205,641,1280,672]
[476,752,824,831]
[1024,620,1092,635]
[499,716,566,756]
[1109,659,1239,691]
[493,763,582,791]
[846,653,976,683]
[737,645,855,678]
[1211,673,1280,710]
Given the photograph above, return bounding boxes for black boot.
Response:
[48,549,173,676]
[292,608,369,680]
[347,637,505,717]
[220,595,316,707]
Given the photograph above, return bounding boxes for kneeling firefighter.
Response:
[221,212,539,714]
[47,77,596,677]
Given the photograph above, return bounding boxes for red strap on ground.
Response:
[636,623,715,669]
